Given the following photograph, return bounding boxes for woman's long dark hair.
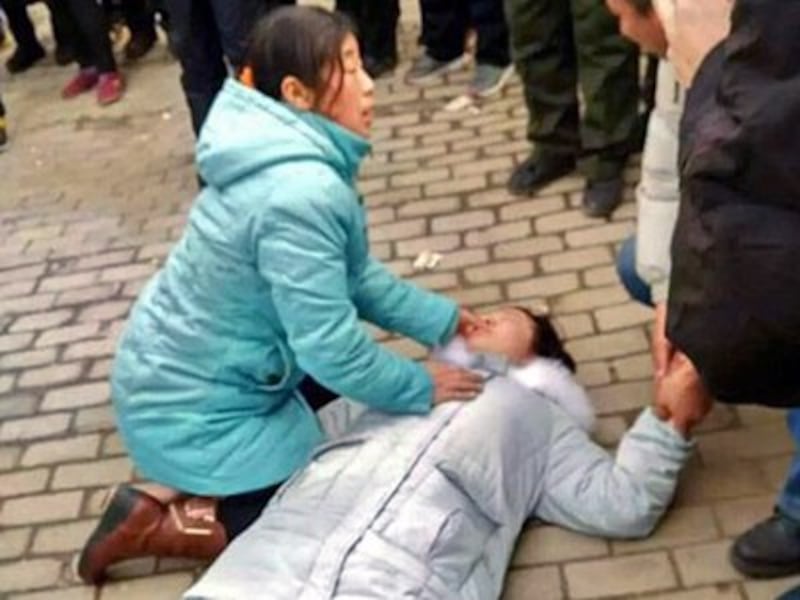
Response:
[245,6,354,103]
[515,307,577,373]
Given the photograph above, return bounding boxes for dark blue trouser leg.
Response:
[615,236,653,307]
[420,0,469,62]
[469,0,510,67]
[778,410,800,521]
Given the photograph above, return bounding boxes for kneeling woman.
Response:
[77,6,484,583]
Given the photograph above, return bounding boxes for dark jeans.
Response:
[615,236,653,307]
[0,0,74,53]
[62,0,117,72]
[420,0,510,67]
[216,376,338,540]
[780,412,800,522]
[164,0,293,135]
[337,0,399,63]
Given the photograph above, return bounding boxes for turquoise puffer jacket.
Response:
[111,80,459,495]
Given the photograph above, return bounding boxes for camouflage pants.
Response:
[504,0,641,180]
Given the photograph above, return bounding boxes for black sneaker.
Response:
[583,177,624,218]
[730,511,800,578]
[6,44,46,74]
[507,153,577,197]
[406,53,467,85]
[124,29,157,61]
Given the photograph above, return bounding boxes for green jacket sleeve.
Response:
[255,185,433,414]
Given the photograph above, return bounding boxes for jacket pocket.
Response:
[379,464,501,591]
[258,340,293,392]
[222,339,292,394]
[425,463,502,588]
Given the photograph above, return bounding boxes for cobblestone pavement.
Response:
[0,2,798,599]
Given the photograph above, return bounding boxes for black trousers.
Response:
[337,0,399,63]
[217,376,339,540]
[60,0,117,72]
[122,0,157,36]
[0,0,75,54]
[420,0,510,67]
[164,0,293,136]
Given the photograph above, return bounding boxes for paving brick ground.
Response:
[0,1,798,599]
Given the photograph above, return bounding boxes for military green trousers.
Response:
[504,0,640,180]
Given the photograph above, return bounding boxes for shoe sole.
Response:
[76,485,137,583]
[406,55,468,85]
[472,65,515,99]
[729,546,800,579]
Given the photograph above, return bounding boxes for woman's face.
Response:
[462,308,537,364]
[317,34,375,138]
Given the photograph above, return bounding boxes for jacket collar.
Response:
[223,79,371,182]
[433,336,596,432]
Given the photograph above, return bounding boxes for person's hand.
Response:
[652,302,675,381]
[654,351,713,437]
[425,360,484,405]
[457,307,487,337]
[653,0,733,86]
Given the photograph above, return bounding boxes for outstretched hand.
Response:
[654,351,713,437]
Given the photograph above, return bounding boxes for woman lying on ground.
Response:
[184,306,703,600]
[76,6,487,583]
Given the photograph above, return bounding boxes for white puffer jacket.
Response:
[185,363,692,600]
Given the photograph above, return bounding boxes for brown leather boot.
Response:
[77,484,227,584]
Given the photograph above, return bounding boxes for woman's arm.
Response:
[534,408,693,538]
[353,257,459,347]
[255,182,433,414]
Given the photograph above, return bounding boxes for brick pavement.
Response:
[0,2,797,598]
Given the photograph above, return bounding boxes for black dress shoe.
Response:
[730,512,800,578]
[507,153,577,197]
[6,44,46,74]
[582,176,624,218]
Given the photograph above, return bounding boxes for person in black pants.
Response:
[60,0,124,105]
[0,0,76,72]
[164,0,294,136]
[336,0,399,78]
[407,0,512,97]
[119,0,158,60]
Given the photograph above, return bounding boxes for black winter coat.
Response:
[667,0,800,406]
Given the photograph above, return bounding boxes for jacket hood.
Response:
[196,79,371,188]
